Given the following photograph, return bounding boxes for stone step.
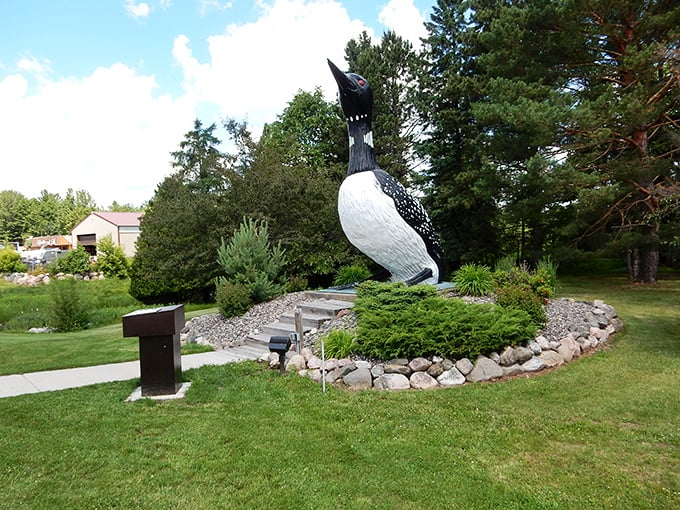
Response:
[244,334,271,347]
[297,299,353,318]
[227,342,268,359]
[245,298,355,347]
[262,321,302,338]
[279,310,331,329]
[304,290,357,303]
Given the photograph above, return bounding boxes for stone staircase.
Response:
[245,291,355,348]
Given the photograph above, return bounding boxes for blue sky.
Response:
[1,0,433,207]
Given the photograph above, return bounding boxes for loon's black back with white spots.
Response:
[372,169,446,278]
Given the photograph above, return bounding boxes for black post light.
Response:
[268,335,291,375]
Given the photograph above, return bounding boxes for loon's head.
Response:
[328,59,373,123]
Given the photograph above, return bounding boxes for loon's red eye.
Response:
[358,79,365,86]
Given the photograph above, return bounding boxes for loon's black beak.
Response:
[328,59,354,94]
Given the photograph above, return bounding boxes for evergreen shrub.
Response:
[353,282,537,360]
[493,258,557,300]
[453,263,495,296]
[216,218,287,307]
[285,275,308,293]
[96,235,130,278]
[215,282,253,318]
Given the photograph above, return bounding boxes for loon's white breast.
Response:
[338,171,439,284]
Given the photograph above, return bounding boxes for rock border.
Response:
[259,299,624,391]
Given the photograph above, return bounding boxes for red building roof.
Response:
[91,211,144,227]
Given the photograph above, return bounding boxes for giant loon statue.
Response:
[328,59,446,286]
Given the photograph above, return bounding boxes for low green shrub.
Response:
[333,264,372,287]
[454,263,495,296]
[495,284,547,327]
[493,258,558,300]
[322,329,356,359]
[216,281,253,318]
[0,247,26,273]
[353,282,537,360]
[354,281,438,314]
[285,275,308,293]
[96,235,130,278]
[53,245,92,275]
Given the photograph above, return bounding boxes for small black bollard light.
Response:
[268,335,292,375]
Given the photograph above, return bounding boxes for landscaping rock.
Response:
[455,358,473,375]
[307,356,323,369]
[427,363,445,378]
[410,372,439,389]
[374,374,410,390]
[502,365,523,377]
[521,356,546,372]
[300,347,314,361]
[409,357,432,372]
[437,367,466,386]
[514,346,534,363]
[560,335,581,358]
[384,363,411,376]
[557,343,574,363]
[499,346,519,366]
[343,367,373,390]
[370,364,385,378]
[467,356,503,382]
[285,354,307,372]
[539,350,564,368]
[528,341,542,355]
[536,336,552,351]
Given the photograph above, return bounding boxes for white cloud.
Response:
[17,56,50,75]
[0,64,194,207]
[173,0,372,132]
[378,0,427,48]
[198,0,233,16]
[0,0,378,208]
[124,0,151,19]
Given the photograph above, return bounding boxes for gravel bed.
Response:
[186,291,313,349]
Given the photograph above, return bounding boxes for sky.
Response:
[1,0,433,208]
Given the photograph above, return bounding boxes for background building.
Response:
[71,211,143,257]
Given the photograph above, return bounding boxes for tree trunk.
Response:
[628,224,659,284]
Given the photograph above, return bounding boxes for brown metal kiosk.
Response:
[122,304,185,396]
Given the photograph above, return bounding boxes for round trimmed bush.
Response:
[216,281,253,318]
[495,284,547,327]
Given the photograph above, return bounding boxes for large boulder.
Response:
[466,356,503,382]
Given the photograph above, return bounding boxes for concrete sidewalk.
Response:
[0,345,267,399]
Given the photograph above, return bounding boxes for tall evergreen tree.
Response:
[559,0,680,282]
[420,0,679,280]
[418,1,502,266]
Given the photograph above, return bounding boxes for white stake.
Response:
[321,338,326,394]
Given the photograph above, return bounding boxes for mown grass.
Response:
[0,307,218,376]
[0,275,678,508]
[0,277,217,375]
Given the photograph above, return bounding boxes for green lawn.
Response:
[0,276,678,509]
[0,307,218,376]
